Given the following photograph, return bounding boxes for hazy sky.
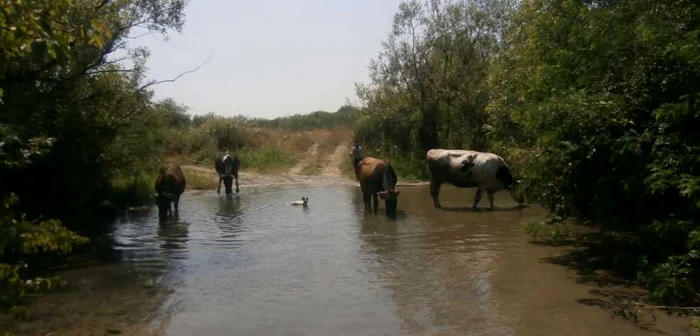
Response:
[130,0,402,118]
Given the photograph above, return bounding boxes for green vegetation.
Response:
[356,0,700,306]
[0,0,185,315]
[2,0,699,321]
[181,168,218,190]
[247,106,360,130]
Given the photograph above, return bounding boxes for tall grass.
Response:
[109,172,157,208]
[238,147,295,173]
[181,168,218,190]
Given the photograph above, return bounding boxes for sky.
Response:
[129,0,403,118]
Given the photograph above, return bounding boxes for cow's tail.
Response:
[495,163,516,189]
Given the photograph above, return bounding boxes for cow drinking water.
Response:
[215,151,240,196]
[357,157,400,218]
[154,164,187,220]
[426,149,522,210]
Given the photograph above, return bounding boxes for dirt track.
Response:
[181,144,428,189]
[182,144,356,187]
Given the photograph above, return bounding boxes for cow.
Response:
[154,164,187,220]
[357,157,400,218]
[215,151,240,196]
[426,149,522,210]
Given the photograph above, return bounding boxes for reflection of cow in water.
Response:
[154,164,186,220]
[215,151,240,196]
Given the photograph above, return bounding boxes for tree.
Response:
[488,0,700,304]
[0,0,187,227]
[356,0,515,175]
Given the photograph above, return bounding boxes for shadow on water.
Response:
[438,205,526,213]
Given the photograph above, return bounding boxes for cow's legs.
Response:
[174,195,180,217]
[472,188,483,209]
[217,177,222,194]
[430,179,442,208]
[361,186,371,209]
[234,172,240,193]
[487,189,496,210]
[372,193,379,214]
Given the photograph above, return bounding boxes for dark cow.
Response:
[215,151,240,196]
[357,157,400,218]
[154,164,187,220]
[427,149,522,210]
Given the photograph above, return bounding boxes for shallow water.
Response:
[2,185,694,336]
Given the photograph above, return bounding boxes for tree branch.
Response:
[137,52,213,92]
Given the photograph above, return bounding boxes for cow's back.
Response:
[427,149,509,189]
[155,164,186,196]
[358,157,387,192]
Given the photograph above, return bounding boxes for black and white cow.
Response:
[426,149,522,210]
[215,151,240,196]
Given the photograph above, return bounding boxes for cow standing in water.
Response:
[426,149,522,210]
[154,164,187,220]
[357,157,400,218]
[215,151,240,196]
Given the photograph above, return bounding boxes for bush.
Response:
[238,147,296,173]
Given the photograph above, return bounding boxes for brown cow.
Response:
[154,164,187,220]
[357,157,400,218]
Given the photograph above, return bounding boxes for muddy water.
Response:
[2,185,694,336]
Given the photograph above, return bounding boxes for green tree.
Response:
[488,0,700,304]
[0,0,186,227]
[355,0,515,176]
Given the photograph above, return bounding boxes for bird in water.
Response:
[290,197,309,206]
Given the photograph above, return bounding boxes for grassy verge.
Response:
[109,172,157,208]
[238,147,296,173]
[182,168,218,190]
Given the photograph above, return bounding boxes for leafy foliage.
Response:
[355,0,516,177]
[487,0,700,305]
[248,105,360,130]
[0,0,185,316]
[0,133,87,310]
[359,0,700,305]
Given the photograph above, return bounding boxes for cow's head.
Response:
[379,189,400,218]
[508,180,525,207]
[153,193,172,220]
[221,174,234,195]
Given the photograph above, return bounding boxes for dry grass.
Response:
[166,126,354,176]
[296,127,353,175]
[182,167,218,190]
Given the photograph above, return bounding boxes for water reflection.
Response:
[355,186,518,335]
[216,194,241,218]
[157,220,189,251]
[6,184,688,336]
